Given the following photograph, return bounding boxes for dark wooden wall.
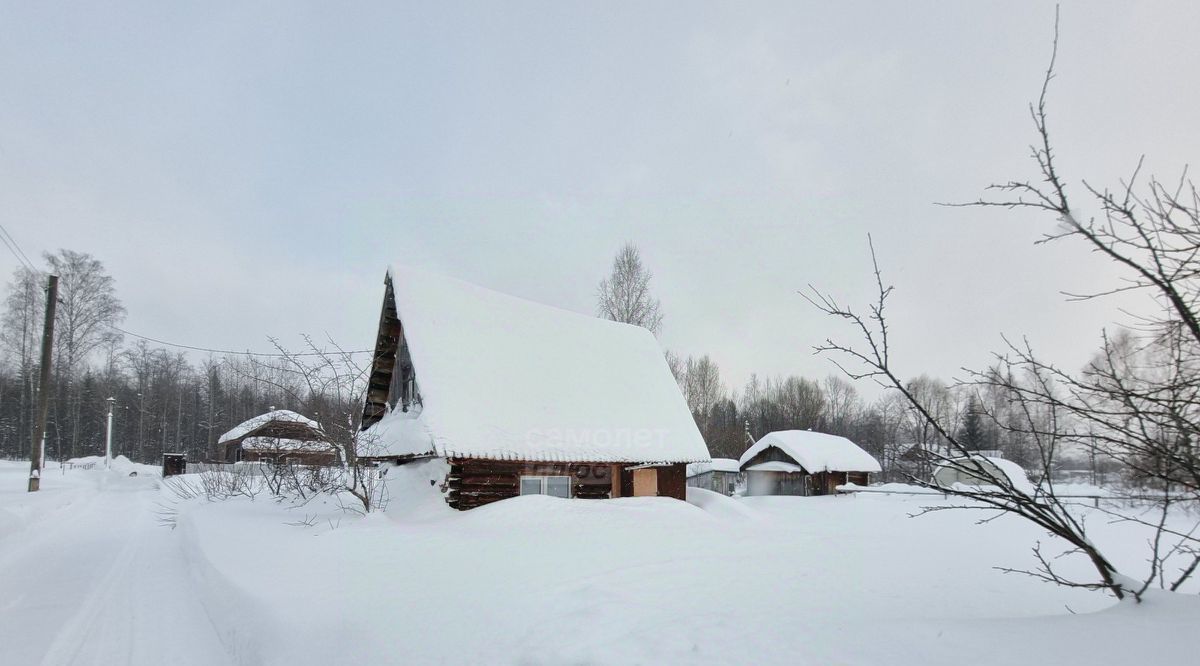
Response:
[741,445,796,468]
[447,459,614,510]
[243,450,337,466]
[743,445,871,496]
[658,463,687,500]
[616,463,687,501]
[223,420,337,465]
[446,459,691,510]
[361,275,400,430]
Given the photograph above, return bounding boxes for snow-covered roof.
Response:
[218,410,322,444]
[241,437,336,452]
[362,265,710,464]
[687,458,742,477]
[745,461,805,473]
[933,456,1034,494]
[739,431,881,474]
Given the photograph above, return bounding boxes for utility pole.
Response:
[105,397,115,470]
[29,274,58,492]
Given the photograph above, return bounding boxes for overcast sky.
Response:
[2,1,1197,398]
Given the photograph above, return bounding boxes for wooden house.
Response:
[739,430,880,496]
[686,458,742,496]
[219,409,338,466]
[357,265,710,510]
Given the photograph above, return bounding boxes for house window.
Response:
[519,475,571,498]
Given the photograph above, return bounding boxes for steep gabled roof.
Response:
[218,410,322,444]
[361,265,710,464]
[739,430,881,474]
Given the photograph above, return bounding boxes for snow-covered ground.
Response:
[1,459,1196,665]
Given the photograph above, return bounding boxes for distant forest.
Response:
[0,250,359,464]
[0,247,1055,476]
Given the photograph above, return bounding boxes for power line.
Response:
[110,325,374,357]
[0,223,37,274]
[0,229,372,359]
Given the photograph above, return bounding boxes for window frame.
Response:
[519,474,572,499]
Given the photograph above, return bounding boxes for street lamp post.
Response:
[105,397,115,470]
[137,392,144,462]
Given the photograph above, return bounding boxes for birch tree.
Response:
[596,242,663,336]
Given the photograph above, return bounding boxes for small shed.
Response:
[686,458,742,495]
[739,430,881,496]
[932,455,1033,493]
[162,453,186,477]
[357,265,710,510]
[219,410,338,466]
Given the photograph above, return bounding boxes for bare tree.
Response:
[804,14,1200,601]
[820,375,861,437]
[0,266,43,455]
[596,242,663,336]
[683,354,724,432]
[44,250,125,458]
[46,250,125,376]
[804,242,1140,599]
[255,336,388,513]
[664,349,687,389]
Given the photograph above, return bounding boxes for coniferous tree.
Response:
[957,398,986,452]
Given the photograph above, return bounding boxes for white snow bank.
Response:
[738,430,881,473]
[1043,482,1115,497]
[367,265,710,463]
[6,458,1198,666]
[838,482,942,494]
[65,455,154,476]
[686,486,760,521]
[381,458,454,521]
[218,409,321,444]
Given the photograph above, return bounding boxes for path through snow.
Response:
[0,463,234,666]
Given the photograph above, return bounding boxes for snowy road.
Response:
[0,464,233,666]
[3,459,1198,666]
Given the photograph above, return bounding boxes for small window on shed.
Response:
[520,477,542,495]
[519,475,572,499]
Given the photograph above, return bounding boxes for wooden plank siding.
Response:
[446,459,689,510]
[223,420,338,466]
[361,276,401,430]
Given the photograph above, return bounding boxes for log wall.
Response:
[446,459,691,510]
[447,459,614,510]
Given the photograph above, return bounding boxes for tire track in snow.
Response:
[0,477,237,666]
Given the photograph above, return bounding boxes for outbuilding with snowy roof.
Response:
[686,458,742,496]
[357,265,710,510]
[219,409,338,466]
[739,430,881,496]
[932,455,1034,494]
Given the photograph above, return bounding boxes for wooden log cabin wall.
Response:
[362,277,401,430]
[357,267,712,510]
[445,459,689,510]
[223,419,335,464]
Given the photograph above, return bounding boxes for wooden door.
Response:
[633,468,658,496]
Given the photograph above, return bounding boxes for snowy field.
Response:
[0,459,1196,666]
